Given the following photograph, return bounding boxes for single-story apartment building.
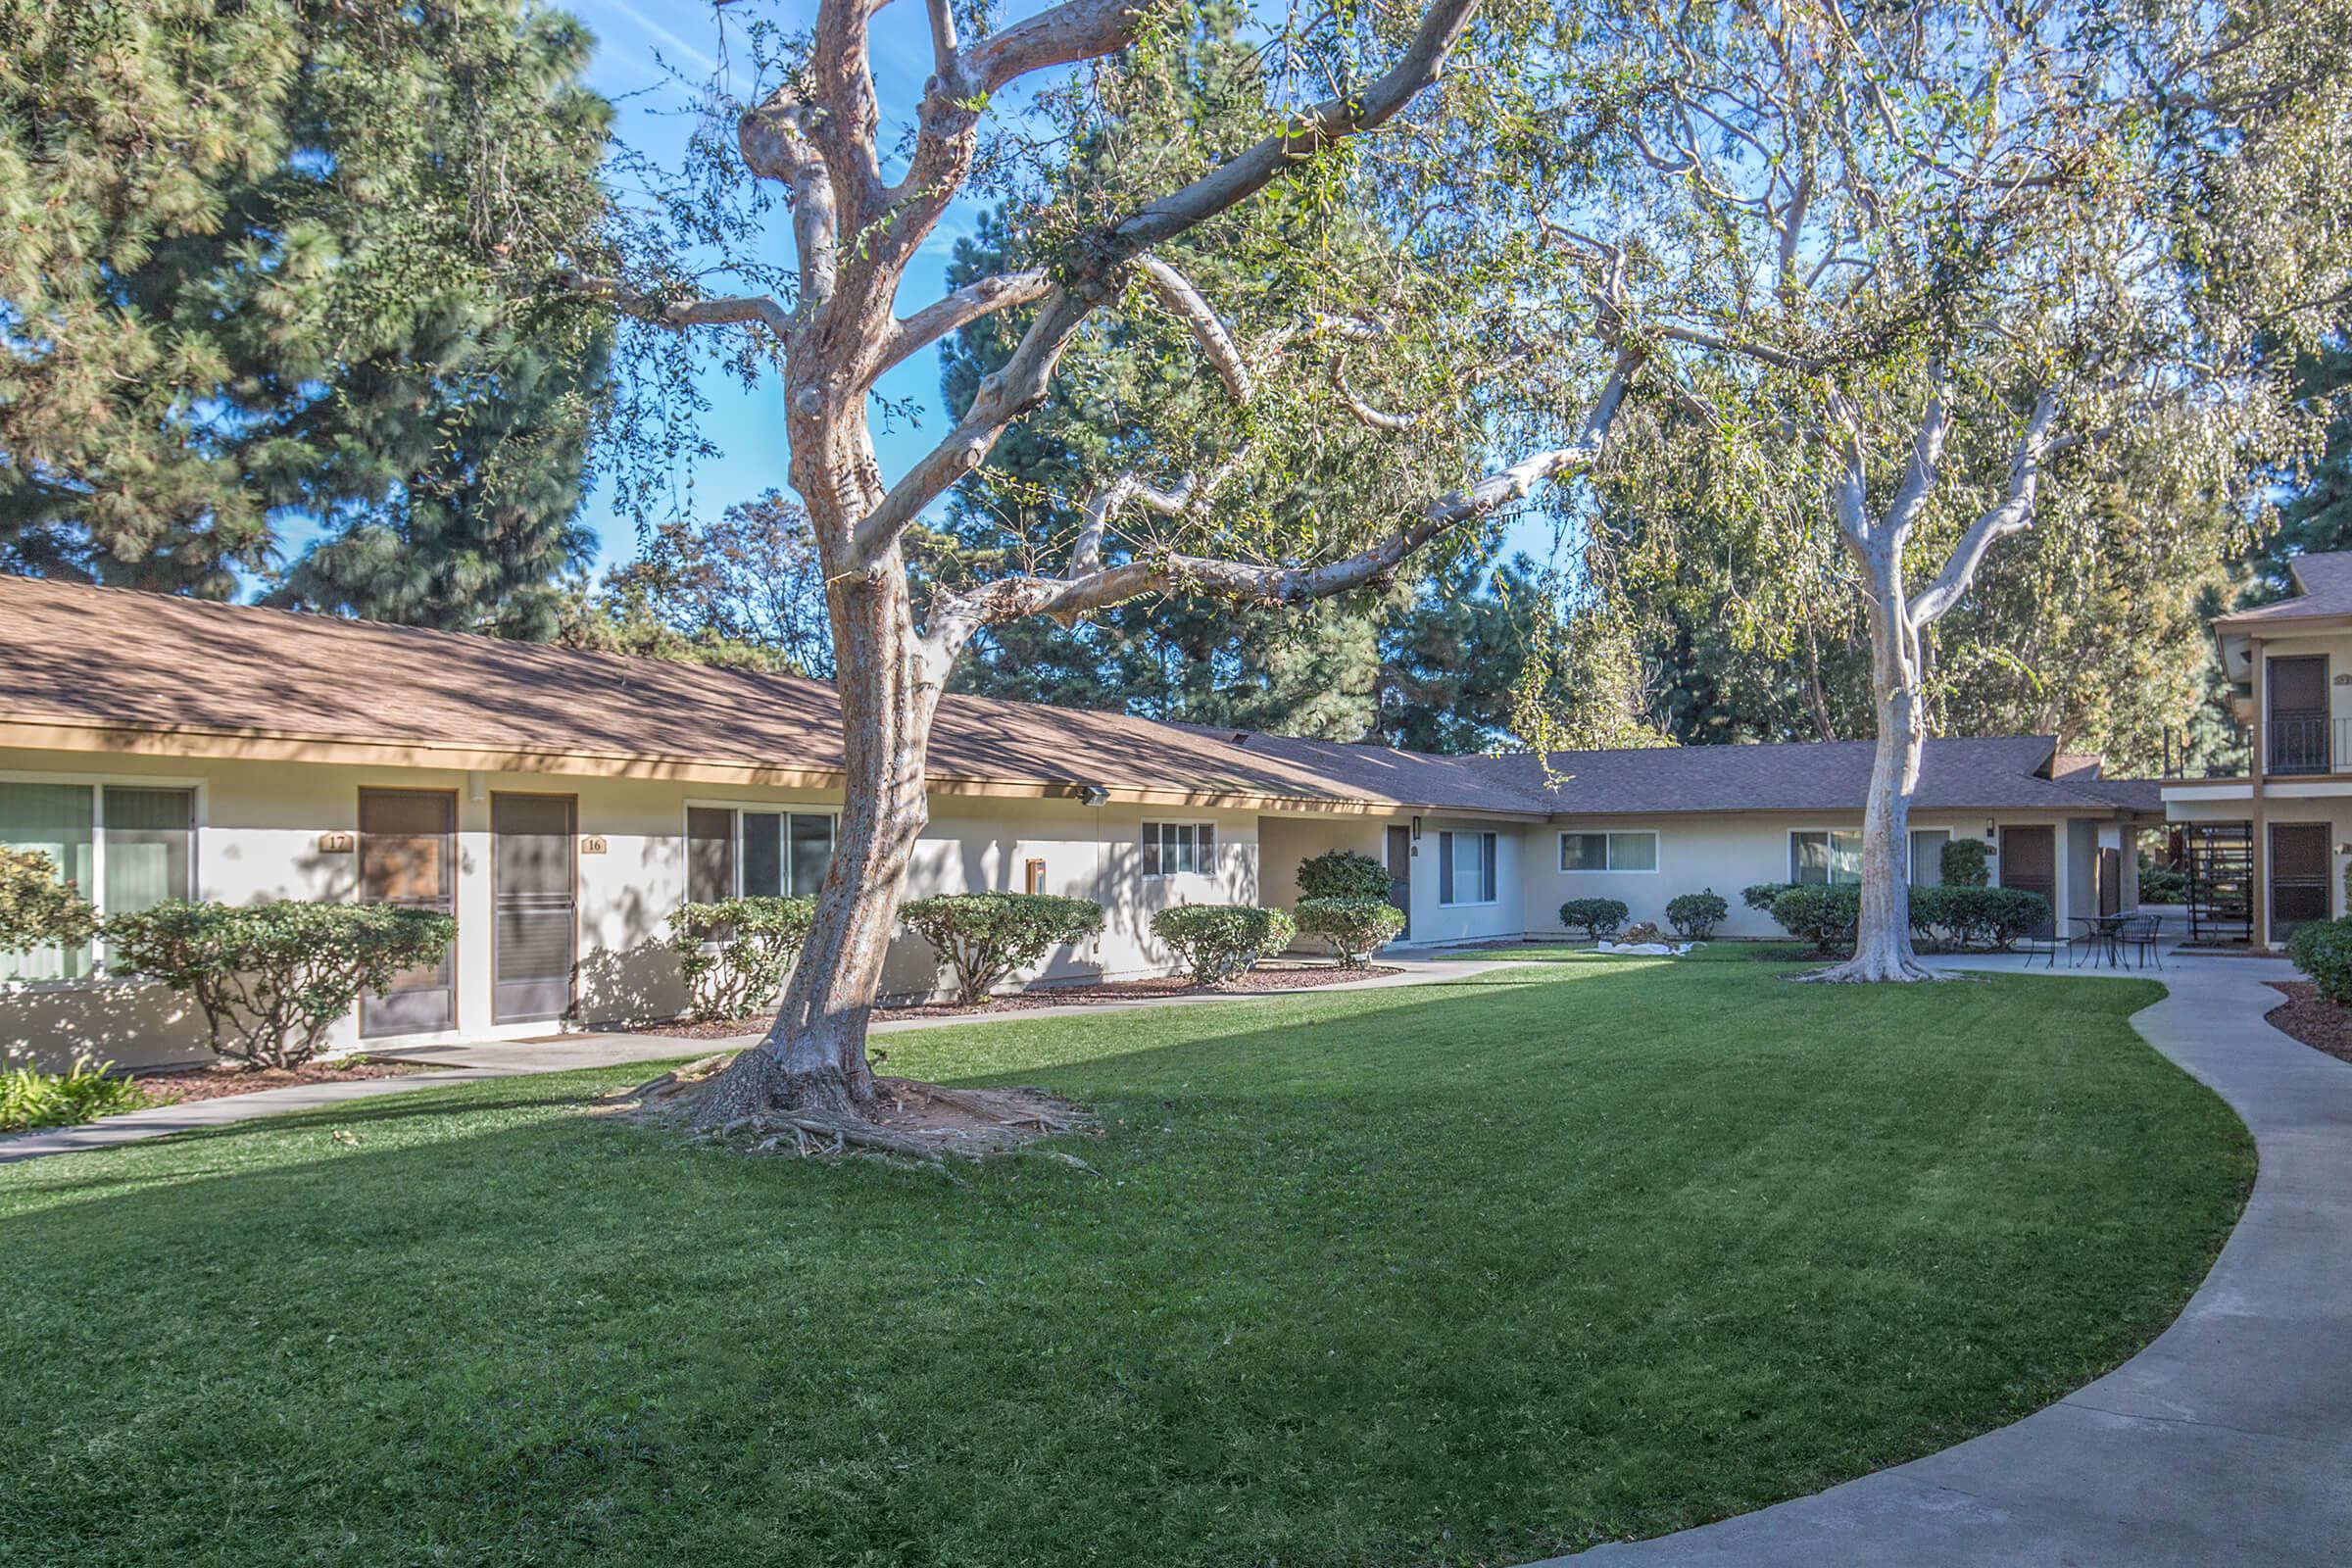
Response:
[0,574,2161,1069]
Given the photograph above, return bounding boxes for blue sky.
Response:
[563,0,1564,580]
[567,0,977,576]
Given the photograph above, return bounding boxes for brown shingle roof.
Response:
[2214,551,2352,628]
[0,575,2139,817]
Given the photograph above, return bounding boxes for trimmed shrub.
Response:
[1664,889,1729,940]
[2139,861,2187,905]
[1770,883,1861,955]
[1908,884,2050,950]
[1558,897,1630,940]
[1741,881,1795,913]
[2288,916,2352,1004]
[1978,887,2050,949]
[106,901,459,1068]
[900,893,1105,1004]
[670,896,819,1020]
[1152,904,1297,986]
[0,846,97,958]
[1294,896,1405,968]
[1939,837,1990,888]
[1296,849,1391,902]
[0,1055,151,1132]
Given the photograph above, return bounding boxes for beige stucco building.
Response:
[1,575,2161,1069]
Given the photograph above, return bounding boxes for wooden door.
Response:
[1385,825,1412,940]
[1999,825,2056,938]
[359,789,457,1037]
[492,794,576,1024]
[2271,822,2331,941]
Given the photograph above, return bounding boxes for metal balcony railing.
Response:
[2267,714,2341,775]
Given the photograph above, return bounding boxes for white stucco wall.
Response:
[0,746,1269,1070]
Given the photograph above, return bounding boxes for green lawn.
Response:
[0,952,2250,1567]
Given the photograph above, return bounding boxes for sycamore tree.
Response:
[1524,0,2352,981]
[572,0,1672,1139]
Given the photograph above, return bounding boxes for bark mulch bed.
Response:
[128,1057,428,1105]
[2263,981,2352,1068]
[624,962,1404,1042]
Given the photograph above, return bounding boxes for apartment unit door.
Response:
[1999,825,2056,938]
[1386,825,1412,940]
[359,789,458,1037]
[493,794,577,1024]
[2271,821,2331,942]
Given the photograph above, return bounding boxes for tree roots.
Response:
[605,1053,1097,1169]
[1788,954,1947,983]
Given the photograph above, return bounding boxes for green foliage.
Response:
[0,1055,151,1132]
[1293,897,1404,968]
[2139,863,2189,905]
[1770,885,1862,956]
[669,897,818,1021]
[1558,899,1630,941]
[2287,917,2352,1004]
[569,491,833,675]
[899,894,1105,1005]
[0,0,611,620]
[1295,850,1391,902]
[1664,890,1729,940]
[0,846,96,956]
[1909,887,2050,951]
[1741,882,1796,913]
[105,902,458,1068]
[1941,839,1991,888]
[1150,905,1296,986]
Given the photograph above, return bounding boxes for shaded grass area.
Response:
[0,958,2249,1567]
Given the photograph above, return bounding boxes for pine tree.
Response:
[0,0,610,618]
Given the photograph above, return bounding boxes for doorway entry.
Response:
[1385,825,1412,941]
[359,789,458,1037]
[1999,824,2057,938]
[493,794,577,1024]
[2270,821,2331,943]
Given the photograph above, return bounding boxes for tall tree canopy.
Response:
[0,0,610,628]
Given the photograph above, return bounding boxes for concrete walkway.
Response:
[1545,951,2352,1568]
[0,956,1523,1162]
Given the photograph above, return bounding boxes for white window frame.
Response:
[1141,820,1218,880]
[1908,827,1952,888]
[0,769,206,985]
[682,801,840,900]
[1439,829,1499,906]
[1558,829,1660,873]
[1788,827,1865,886]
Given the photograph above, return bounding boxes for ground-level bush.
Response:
[1770,884,1861,955]
[1940,838,1990,887]
[900,893,1104,1004]
[1665,890,1728,940]
[2287,917,2352,1004]
[0,1056,150,1131]
[1152,905,1296,985]
[0,846,97,959]
[1558,898,1630,940]
[1294,897,1404,968]
[105,901,459,1068]
[1741,881,1795,914]
[1909,886,2050,950]
[1295,850,1391,901]
[2139,861,2187,905]
[670,897,819,1020]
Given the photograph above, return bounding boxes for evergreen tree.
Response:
[0,0,610,619]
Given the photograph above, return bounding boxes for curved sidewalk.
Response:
[1546,953,2352,1568]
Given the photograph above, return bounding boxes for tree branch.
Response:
[1134,255,1252,402]
[876,268,1055,376]
[1905,391,2060,628]
[559,272,794,337]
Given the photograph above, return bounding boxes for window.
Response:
[686,807,835,902]
[1790,828,1863,886]
[1908,828,1951,888]
[1142,821,1216,878]
[1440,830,1498,906]
[1559,830,1658,872]
[1,781,195,981]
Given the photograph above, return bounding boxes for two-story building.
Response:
[2163,550,2352,948]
